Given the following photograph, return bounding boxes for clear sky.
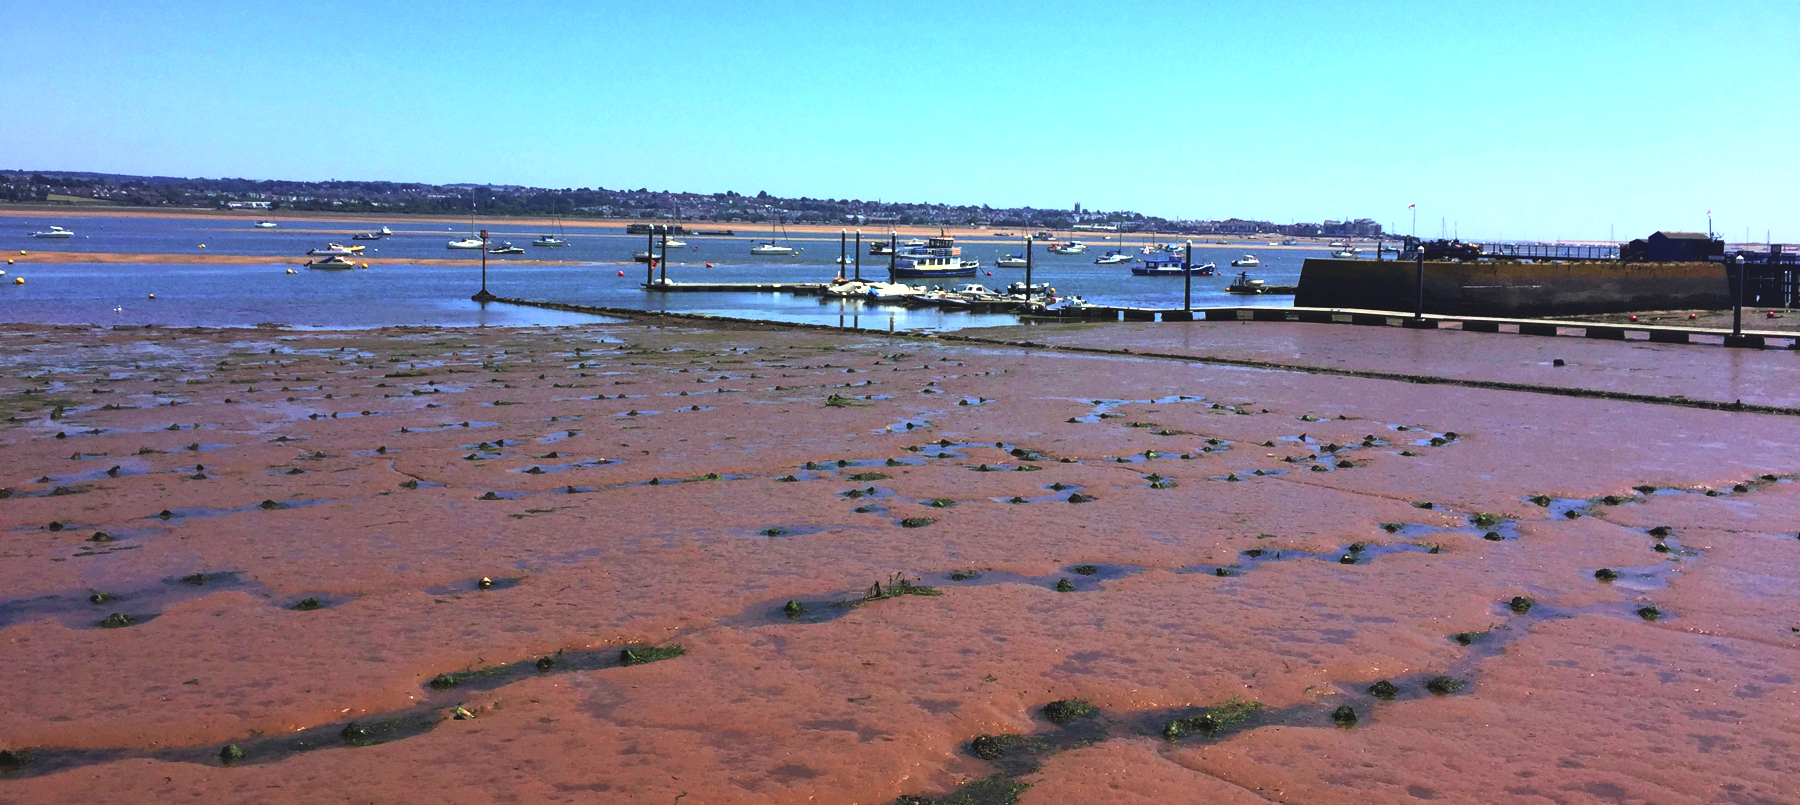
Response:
[6,0,1796,241]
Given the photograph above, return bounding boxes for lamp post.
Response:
[471,229,495,302]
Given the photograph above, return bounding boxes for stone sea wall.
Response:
[1294,258,1730,316]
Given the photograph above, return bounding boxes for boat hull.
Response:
[890,265,977,279]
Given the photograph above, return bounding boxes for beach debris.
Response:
[1067,493,1095,504]
[1594,568,1618,581]
[88,531,115,543]
[783,600,805,618]
[89,591,118,604]
[477,576,494,590]
[1637,605,1662,621]
[899,517,936,528]
[453,707,475,721]
[1071,564,1100,576]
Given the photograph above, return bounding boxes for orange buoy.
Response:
[705,263,714,268]
[617,270,625,276]
[1689,313,1698,320]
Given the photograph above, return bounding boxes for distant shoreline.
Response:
[0,203,1374,244]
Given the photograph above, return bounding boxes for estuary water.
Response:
[1,213,1334,330]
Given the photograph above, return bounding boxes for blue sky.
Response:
[6,0,1796,241]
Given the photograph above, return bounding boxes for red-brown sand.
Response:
[0,318,1794,804]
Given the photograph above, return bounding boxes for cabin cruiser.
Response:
[353,226,393,240]
[307,243,364,256]
[532,234,569,247]
[253,221,278,229]
[891,251,976,279]
[447,237,484,249]
[869,241,895,256]
[1046,240,1087,255]
[1131,254,1215,275]
[1006,281,1052,296]
[31,225,73,238]
[305,255,359,270]
[1094,250,1135,265]
[1331,247,1359,259]
[489,241,525,255]
[1230,254,1260,267]
[994,254,1029,268]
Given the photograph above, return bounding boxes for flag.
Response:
[1408,203,1415,209]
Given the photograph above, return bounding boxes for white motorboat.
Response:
[1230,254,1261,267]
[1094,250,1135,265]
[994,254,1029,268]
[822,279,870,298]
[1331,247,1359,259]
[864,282,924,302]
[253,221,278,229]
[661,238,688,248]
[960,259,980,270]
[31,225,73,239]
[1046,240,1087,255]
[489,242,525,255]
[305,256,359,270]
[307,242,364,256]
[447,237,484,250]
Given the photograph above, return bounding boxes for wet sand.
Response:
[0,317,1795,804]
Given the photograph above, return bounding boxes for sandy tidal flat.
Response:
[0,318,1795,804]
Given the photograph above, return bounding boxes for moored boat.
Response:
[305,255,359,270]
[532,235,569,247]
[489,242,525,255]
[253,221,278,229]
[1130,254,1215,276]
[1230,254,1260,267]
[1226,271,1267,294]
[31,225,73,238]
[307,243,364,256]
[447,237,484,250]
[891,252,977,279]
[1094,250,1135,265]
[1046,240,1087,255]
[994,254,1029,268]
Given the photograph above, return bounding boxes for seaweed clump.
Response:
[1042,699,1096,725]
[620,645,686,666]
[1161,699,1261,741]
[968,733,1017,760]
[891,775,1029,805]
[1368,680,1400,699]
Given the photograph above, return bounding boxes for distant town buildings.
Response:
[0,170,1381,237]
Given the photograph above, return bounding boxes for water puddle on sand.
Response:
[0,571,267,631]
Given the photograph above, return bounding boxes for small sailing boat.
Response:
[533,216,569,247]
[750,218,796,256]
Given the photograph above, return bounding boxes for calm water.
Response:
[2,214,1337,330]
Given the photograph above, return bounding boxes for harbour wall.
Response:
[1293,259,1730,317]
